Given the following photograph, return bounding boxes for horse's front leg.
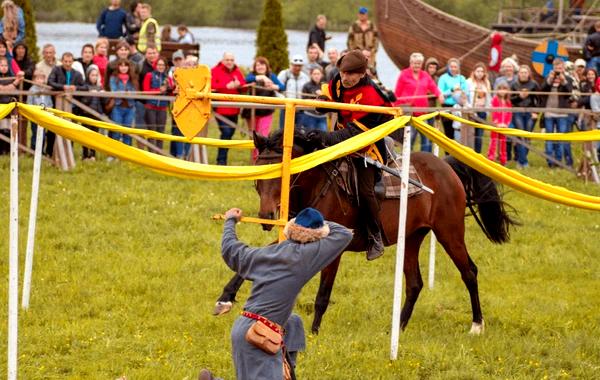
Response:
[312,255,342,334]
[213,273,245,316]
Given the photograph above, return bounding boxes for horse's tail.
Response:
[445,156,519,244]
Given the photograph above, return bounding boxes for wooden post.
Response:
[199,124,208,164]
[278,103,295,242]
[54,95,76,170]
[18,82,27,148]
[558,0,564,26]
[8,111,19,380]
[22,125,45,310]
[390,122,412,360]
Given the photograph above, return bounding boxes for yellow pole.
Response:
[278,103,296,241]
[194,92,399,116]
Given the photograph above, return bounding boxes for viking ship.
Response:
[374,0,582,74]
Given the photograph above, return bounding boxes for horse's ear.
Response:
[253,132,268,152]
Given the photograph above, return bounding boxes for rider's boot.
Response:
[366,221,384,261]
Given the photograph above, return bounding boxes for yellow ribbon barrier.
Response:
[412,116,600,211]
[14,103,411,180]
[45,107,255,149]
[3,102,600,210]
[425,111,600,141]
[0,102,13,119]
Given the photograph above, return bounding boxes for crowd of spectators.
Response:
[1,3,599,169]
[392,18,600,169]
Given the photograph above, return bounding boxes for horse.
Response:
[214,130,517,335]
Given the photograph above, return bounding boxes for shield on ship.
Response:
[531,40,570,77]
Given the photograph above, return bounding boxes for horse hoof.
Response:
[469,320,485,335]
[212,301,233,316]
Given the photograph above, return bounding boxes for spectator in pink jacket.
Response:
[394,52,444,152]
[488,80,512,165]
[211,52,246,165]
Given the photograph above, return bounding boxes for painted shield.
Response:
[531,40,569,77]
[172,65,212,139]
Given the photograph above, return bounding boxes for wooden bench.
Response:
[108,39,200,61]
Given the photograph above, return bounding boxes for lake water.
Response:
[36,22,400,89]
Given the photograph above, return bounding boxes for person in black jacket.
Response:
[510,65,539,168]
[12,41,32,88]
[47,52,86,157]
[134,46,158,129]
[301,67,327,131]
[541,58,574,168]
[306,15,330,57]
[584,21,600,72]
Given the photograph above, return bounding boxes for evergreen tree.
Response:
[1,0,38,61]
[256,0,288,74]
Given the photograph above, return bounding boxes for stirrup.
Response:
[366,233,384,261]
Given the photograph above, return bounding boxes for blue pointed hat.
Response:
[294,208,324,229]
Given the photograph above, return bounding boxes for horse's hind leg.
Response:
[400,230,427,331]
[434,225,484,334]
[213,273,245,316]
[311,255,342,334]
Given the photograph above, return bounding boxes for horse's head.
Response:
[253,130,320,230]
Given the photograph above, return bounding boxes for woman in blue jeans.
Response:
[301,67,328,131]
[541,59,574,168]
[109,59,138,146]
[510,65,540,168]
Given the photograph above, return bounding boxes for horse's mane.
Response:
[263,129,319,154]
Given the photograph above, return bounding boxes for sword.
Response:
[362,155,435,194]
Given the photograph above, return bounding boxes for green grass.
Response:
[1,126,600,379]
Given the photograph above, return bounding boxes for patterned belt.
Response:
[242,311,283,335]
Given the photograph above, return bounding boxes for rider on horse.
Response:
[306,49,394,261]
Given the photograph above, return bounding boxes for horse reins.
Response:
[255,150,351,216]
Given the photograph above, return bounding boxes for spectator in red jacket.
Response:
[393,52,444,152]
[211,52,246,165]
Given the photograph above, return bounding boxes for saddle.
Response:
[332,155,424,202]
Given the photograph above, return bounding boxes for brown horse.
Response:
[214,130,517,335]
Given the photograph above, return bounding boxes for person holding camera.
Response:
[541,58,574,168]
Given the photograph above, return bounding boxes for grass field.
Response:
[1,126,600,379]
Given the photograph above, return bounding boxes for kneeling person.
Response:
[200,207,353,380]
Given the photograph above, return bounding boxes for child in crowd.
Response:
[184,55,198,67]
[488,80,512,165]
[0,38,21,75]
[109,58,137,148]
[142,56,173,150]
[177,24,194,43]
[451,90,472,145]
[0,55,22,154]
[301,67,328,132]
[26,69,52,150]
[80,65,105,160]
[168,50,188,159]
[92,37,109,85]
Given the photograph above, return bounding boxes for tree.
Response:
[256,0,288,74]
[1,0,38,61]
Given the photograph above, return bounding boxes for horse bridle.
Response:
[255,149,351,216]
